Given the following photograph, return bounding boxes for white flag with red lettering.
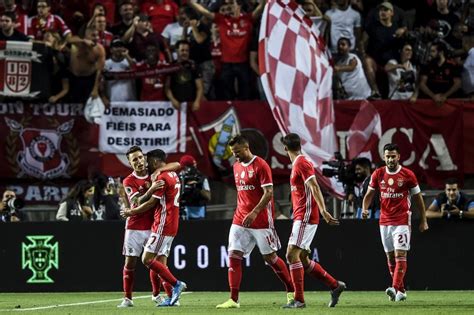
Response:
[259,0,381,197]
[259,0,343,196]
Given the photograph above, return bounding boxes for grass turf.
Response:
[0,291,473,314]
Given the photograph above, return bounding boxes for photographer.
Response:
[385,43,418,101]
[426,178,474,219]
[178,155,211,220]
[0,190,23,222]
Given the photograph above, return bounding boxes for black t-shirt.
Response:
[0,29,29,41]
[429,10,460,40]
[366,21,401,65]
[109,21,133,39]
[170,60,202,102]
[420,60,462,95]
[188,22,212,64]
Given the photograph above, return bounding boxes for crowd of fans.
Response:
[0,0,473,105]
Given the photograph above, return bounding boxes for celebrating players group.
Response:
[118,133,428,308]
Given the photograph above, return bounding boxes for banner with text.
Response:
[98,101,187,154]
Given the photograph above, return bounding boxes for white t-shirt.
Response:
[326,6,361,53]
[462,48,474,94]
[104,58,136,102]
[161,22,185,46]
[336,53,371,100]
[386,59,417,100]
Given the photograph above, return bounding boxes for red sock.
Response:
[123,267,135,299]
[150,270,161,297]
[146,259,177,287]
[306,261,338,290]
[163,280,173,298]
[269,256,294,293]
[289,262,305,303]
[228,253,243,302]
[393,256,407,292]
[387,258,395,279]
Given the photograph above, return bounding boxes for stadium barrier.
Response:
[2,219,473,292]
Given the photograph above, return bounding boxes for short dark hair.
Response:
[147,149,167,162]
[126,146,142,158]
[281,133,301,151]
[2,11,16,22]
[383,143,400,153]
[175,39,190,49]
[182,5,198,19]
[432,40,447,55]
[37,0,51,6]
[228,134,249,147]
[353,157,371,168]
[337,37,351,46]
[445,178,459,186]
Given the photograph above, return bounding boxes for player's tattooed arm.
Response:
[243,185,273,227]
[121,197,158,218]
[138,180,165,205]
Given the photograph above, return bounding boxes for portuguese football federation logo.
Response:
[22,235,59,284]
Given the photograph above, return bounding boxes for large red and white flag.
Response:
[259,0,343,196]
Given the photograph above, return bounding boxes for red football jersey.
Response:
[233,156,275,229]
[214,13,253,63]
[290,155,320,224]
[28,14,71,40]
[141,0,179,35]
[152,171,180,236]
[369,165,420,226]
[136,62,167,101]
[123,172,154,230]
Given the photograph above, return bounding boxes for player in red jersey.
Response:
[216,135,295,309]
[281,133,346,308]
[122,149,187,307]
[362,143,429,302]
[118,146,180,307]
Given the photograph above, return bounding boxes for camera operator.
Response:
[178,155,211,220]
[348,158,380,219]
[0,190,23,222]
[426,178,474,219]
[385,43,418,101]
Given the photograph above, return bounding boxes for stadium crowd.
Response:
[0,0,473,105]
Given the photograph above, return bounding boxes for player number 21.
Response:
[397,234,408,244]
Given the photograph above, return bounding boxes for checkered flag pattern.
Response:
[259,0,343,196]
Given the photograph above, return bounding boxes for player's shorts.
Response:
[228,224,281,257]
[379,225,411,252]
[288,220,318,251]
[144,232,175,257]
[122,229,151,257]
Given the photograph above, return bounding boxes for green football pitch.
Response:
[0,291,473,314]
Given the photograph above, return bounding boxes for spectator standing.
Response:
[325,0,362,54]
[110,1,135,39]
[28,0,71,41]
[419,41,462,106]
[1,0,29,35]
[362,2,403,99]
[94,13,113,52]
[104,39,137,102]
[463,44,474,98]
[183,7,215,98]
[56,180,94,221]
[334,37,371,100]
[165,40,204,111]
[189,0,266,100]
[178,155,211,220]
[426,178,474,219]
[161,6,189,58]
[141,0,179,35]
[67,27,106,103]
[0,12,29,41]
[136,44,167,101]
[385,43,418,101]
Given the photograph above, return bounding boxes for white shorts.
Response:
[228,224,281,257]
[288,221,318,251]
[379,225,411,252]
[122,229,151,257]
[144,233,175,257]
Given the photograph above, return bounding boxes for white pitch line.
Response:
[1,292,192,312]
